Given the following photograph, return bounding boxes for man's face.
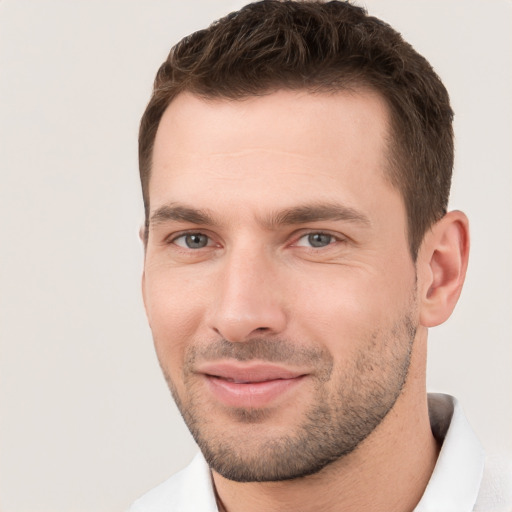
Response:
[143,90,419,482]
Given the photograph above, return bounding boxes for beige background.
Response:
[1,1,511,511]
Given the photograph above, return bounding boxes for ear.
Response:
[141,267,152,328]
[139,224,149,247]
[417,210,470,327]
[139,226,150,322]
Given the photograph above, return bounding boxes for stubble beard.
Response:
[158,313,416,483]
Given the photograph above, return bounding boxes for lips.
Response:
[196,362,307,408]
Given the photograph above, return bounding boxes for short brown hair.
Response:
[139,0,453,258]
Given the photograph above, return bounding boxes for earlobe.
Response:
[418,210,470,327]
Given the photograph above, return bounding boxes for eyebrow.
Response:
[265,203,371,228]
[150,204,216,227]
[149,202,371,229]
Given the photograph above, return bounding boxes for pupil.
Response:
[309,233,331,247]
[186,234,207,248]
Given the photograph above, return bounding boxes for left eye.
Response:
[295,233,336,248]
[173,233,211,249]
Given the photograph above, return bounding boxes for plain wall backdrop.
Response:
[0,1,511,511]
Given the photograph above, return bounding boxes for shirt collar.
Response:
[413,393,485,512]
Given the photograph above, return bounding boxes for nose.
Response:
[208,246,287,343]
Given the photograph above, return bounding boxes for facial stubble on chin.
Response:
[158,316,416,483]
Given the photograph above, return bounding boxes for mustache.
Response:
[185,337,334,373]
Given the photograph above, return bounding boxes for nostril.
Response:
[208,299,287,343]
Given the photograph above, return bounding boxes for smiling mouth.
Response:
[197,362,308,408]
[207,375,299,384]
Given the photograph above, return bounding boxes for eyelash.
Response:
[293,232,340,248]
[168,232,217,250]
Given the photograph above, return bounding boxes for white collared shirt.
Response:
[130,394,512,512]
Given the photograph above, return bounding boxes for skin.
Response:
[142,90,469,512]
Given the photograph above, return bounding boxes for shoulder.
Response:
[129,453,218,512]
[474,453,512,512]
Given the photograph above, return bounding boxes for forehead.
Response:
[150,89,397,217]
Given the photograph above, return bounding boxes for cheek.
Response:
[293,264,415,351]
[143,270,205,368]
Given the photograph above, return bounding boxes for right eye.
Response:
[172,233,212,249]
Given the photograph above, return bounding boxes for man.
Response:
[131,1,511,511]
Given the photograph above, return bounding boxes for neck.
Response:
[212,332,439,512]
